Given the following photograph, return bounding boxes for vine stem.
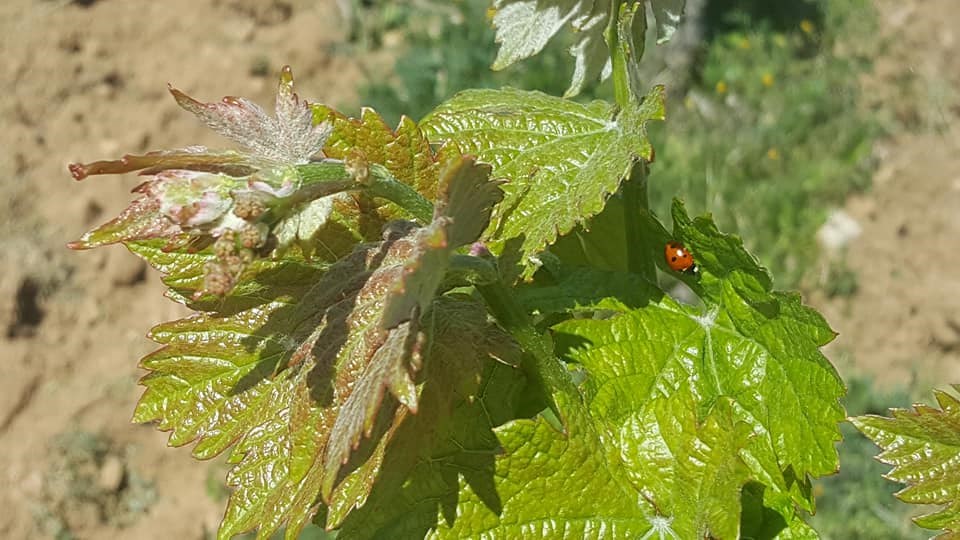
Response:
[606,1,657,281]
[477,281,578,413]
[295,161,434,224]
[623,162,657,280]
[605,0,630,108]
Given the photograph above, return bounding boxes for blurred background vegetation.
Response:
[323,1,919,537]
[350,0,880,290]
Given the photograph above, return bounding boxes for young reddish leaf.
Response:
[68,148,255,180]
[379,156,503,328]
[69,170,249,250]
[70,68,462,299]
[170,65,331,166]
[334,297,525,537]
[324,156,503,492]
[67,67,348,299]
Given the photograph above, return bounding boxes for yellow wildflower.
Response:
[767,147,780,161]
[762,73,775,88]
[800,19,815,35]
[715,80,728,95]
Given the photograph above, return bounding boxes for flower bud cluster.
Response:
[199,230,255,298]
[150,172,295,298]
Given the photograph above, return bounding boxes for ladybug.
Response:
[664,241,698,274]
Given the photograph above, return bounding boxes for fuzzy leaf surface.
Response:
[852,388,960,537]
[421,86,664,278]
[170,65,332,165]
[489,1,687,96]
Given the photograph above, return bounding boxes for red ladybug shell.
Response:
[664,241,697,274]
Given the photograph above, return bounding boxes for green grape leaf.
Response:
[421,86,665,279]
[432,386,750,538]
[433,391,656,538]
[852,388,960,537]
[566,2,609,98]
[431,201,842,537]
[550,193,629,272]
[665,200,842,497]
[551,290,839,527]
[125,239,328,312]
[668,199,772,301]
[131,152,501,538]
[125,239,212,297]
[740,482,819,540]
[133,240,409,539]
[516,264,659,314]
[312,106,460,205]
[624,387,753,539]
[489,1,687,97]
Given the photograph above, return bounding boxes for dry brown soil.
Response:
[0,0,957,539]
[814,0,960,390]
[1,1,366,538]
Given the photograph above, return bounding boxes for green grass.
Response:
[360,0,878,290]
[647,0,879,287]
[359,0,605,126]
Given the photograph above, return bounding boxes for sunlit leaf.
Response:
[852,388,960,538]
[422,86,665,279]
[432,201,842,537]
[312,106,460,205]
[133,180,497,538]
[433,391,656,538]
